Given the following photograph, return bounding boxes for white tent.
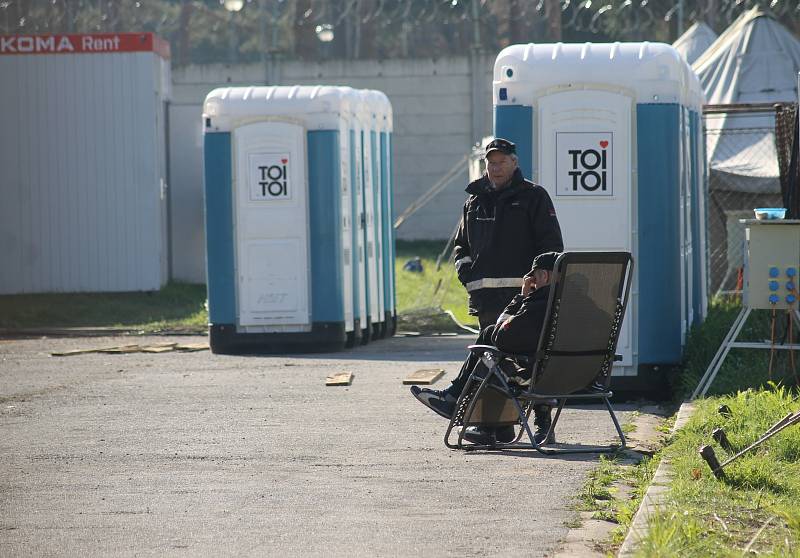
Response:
[673,21,718,65]
[693,8,800,193]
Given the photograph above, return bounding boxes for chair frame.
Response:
[444,252,634,455]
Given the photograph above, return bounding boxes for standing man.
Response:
[453,138,563,329]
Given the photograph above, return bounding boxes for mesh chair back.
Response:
[532,252,632,395]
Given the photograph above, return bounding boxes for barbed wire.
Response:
[1,0,798,60]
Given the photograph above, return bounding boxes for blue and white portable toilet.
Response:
[355,90,383,341]
[493,42,707,392]
[202,85,389,353]
[371,90,397,336]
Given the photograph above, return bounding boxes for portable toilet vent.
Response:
[202,85,394,353]
[493,42,707,391]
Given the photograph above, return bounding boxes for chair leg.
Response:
[604,396,627,449]
[482,371,552,455]
[524,396,625,455]
[444,370,495,449]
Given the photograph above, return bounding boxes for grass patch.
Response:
[634,387,800,557]
[0,282,207,333]
[395,240,477,329]
[0,240,477,334]
[678,296,800,399]
[572,412,661,554]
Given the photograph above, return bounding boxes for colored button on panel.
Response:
[770,281,780,291]
[788,294,797,304]
[788,268,797,277]
[788,282,796,291]
[770,267,780,277]
[770,294,780,304]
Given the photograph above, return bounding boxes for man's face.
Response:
[532,269,550,290]
[485,151,516,188]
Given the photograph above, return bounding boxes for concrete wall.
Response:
[168,54,494,283]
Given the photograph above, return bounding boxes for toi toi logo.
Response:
[257,159,288,197]
[567,141,608,192]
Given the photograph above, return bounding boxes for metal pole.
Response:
[677,0,684,36]
[471,0,481,49]
[228,11,237,65]
[260,0,268,84]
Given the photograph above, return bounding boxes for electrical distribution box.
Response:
[743,220,800,310]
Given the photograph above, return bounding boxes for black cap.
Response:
[531,252,560,273]
[485,138,516,156]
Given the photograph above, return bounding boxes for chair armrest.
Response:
[467,344,503,357]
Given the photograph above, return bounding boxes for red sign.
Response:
[0,33,170,59]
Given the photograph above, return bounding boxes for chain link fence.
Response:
[704,104,796,296]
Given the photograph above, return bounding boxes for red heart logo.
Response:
[281,158,288,164]
[600,141,608,148]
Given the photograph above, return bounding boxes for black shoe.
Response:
[462,425,516,445]
[533,406,556,445]
[410,386,457,419]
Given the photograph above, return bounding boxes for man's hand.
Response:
[522,274,535,296]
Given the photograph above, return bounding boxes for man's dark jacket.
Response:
[447,285,551,395]
[453,168,563,316]
[491,284,551,354]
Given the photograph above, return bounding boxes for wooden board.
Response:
[140,343,178,353]
[174,343,209,352]
[402,368,445,385]
[325,372,354,386]
[51,347,102,357]
[97,345,142,354]
[52,342,207,356]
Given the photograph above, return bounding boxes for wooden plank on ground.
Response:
[326,372,354,386]
[174,342,209,352]
[402,368,445,385]
[140,343,179,353]
[97,345,142,354]
[51,347,103,357]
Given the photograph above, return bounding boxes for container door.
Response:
[233,121,310,330]
[537,90,634,370]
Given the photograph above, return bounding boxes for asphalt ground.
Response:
[0,333,641,557]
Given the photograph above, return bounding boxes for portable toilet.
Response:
[356,90,383,341]
[203,85,377,353]
[493,42,707,392]
[373,91,397,336]
[349,99,371,344]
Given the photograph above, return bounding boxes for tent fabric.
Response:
[673,21,718,65]
[693,8,800,193]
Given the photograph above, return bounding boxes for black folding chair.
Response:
[444,252,633,454]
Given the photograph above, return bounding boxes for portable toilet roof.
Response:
[693,8,800,193]
[364,90,393,133]
[203,85,359,131]
[672,21,718,65]
[494,42,703,111]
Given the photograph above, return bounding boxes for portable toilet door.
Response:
[350,126,370,344]
[366,91,387,338]
[338,97,356,346]
[357,94,381,341]
[690,105,709,323]
[234,120,310,330]
[680,105,694,341]
[375,92,396,336]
